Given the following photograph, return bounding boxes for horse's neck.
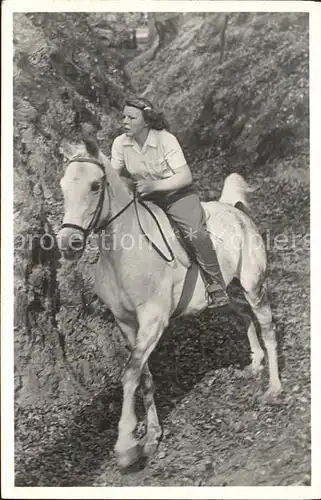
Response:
[98,150,130,214]
[100,159,137,257]
[107,170,132,218]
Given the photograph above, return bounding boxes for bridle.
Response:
[61,156,174,262]
[61,156,110,240]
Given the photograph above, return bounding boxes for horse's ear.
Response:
[81,123,100,158]
[60,140,78,161]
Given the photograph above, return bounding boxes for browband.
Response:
[68,156,106,174]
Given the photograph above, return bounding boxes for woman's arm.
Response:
[153,164,192,191]
[135,164,192,197]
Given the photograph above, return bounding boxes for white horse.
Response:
[58,137,282,469]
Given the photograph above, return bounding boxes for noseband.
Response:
[61,156,109,239]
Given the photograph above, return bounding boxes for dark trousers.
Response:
[151,187,224,287]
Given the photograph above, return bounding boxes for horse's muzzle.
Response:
[58,229,85,261]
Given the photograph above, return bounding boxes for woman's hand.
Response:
[135,165,193,197]
[135,179,155,197]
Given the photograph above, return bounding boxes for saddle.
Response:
[137,199,203,318]
[137,199,240,317]
[137,199,192,269]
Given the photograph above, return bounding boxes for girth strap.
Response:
[171,261,199,319]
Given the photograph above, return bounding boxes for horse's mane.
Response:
[81,125,100,158]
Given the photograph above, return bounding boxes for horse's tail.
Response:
[219,173,255,217]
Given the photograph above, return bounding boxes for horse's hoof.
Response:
[243,362,263,378]
[143,440,159,457]
[259,385,283,405]
[115,443,141,469]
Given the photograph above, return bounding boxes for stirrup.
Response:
[206,283,230,308]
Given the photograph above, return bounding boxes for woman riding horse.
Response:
[111,96,248,309]
[58,105,282,469]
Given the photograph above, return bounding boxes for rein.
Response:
[96,197,135,232]
[61,157,175,262]
[134,197,174,263]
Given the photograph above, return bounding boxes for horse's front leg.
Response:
[116,321,162,458]
[115,350,142,469]
[141,362,162,457]
[115,305,169,469]
[113,319,140,468]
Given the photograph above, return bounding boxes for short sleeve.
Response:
[161,131,187,171]
[111,135,125,172]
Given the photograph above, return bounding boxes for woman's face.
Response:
[122,105,147,138]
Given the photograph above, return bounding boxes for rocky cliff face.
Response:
[14,12,309,407]
[14,13,138,405]
[128,12,308,171]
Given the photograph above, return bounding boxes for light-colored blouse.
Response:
[111,129,187,181]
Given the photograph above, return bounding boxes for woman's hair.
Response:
[124,96,170,131]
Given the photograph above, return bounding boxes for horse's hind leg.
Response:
[141,363,162,457]
[245,283,282,401]
[227,279,264,374]
[244,319,265,375]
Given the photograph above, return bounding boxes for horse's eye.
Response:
[91,181,100,193]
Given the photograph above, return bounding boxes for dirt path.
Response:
[14,170,310,487]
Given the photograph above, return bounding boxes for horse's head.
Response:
[58,137,110,261]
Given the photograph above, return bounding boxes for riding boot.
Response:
[193,234,229,308]
[196,233,249,310]
[202,266,230,309]
[204,270,250,310]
